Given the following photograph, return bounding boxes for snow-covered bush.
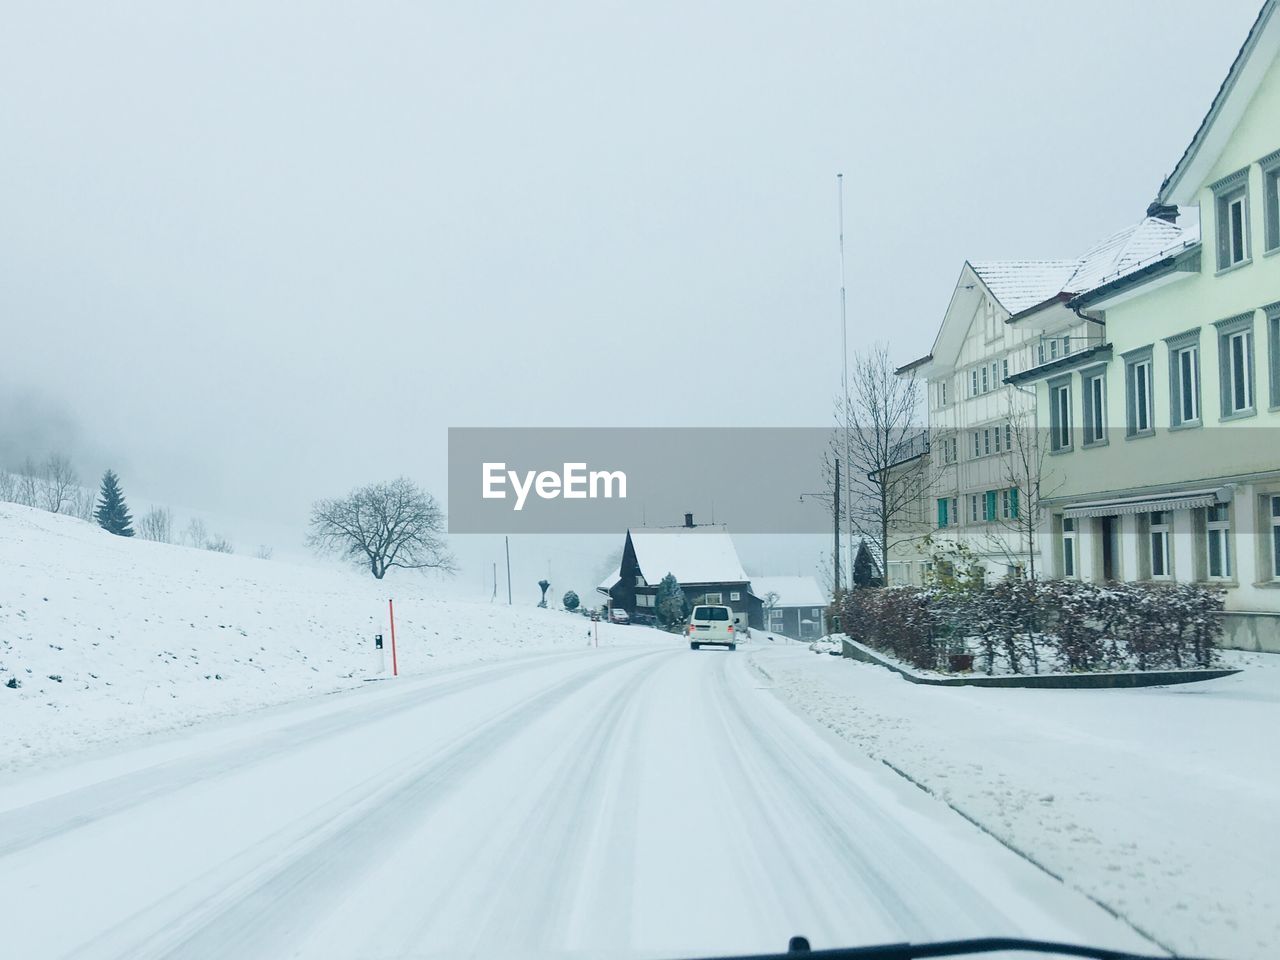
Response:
[841,579,1224,675]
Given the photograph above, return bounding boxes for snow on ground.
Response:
[750,644,1280,960]
[0,644,1153,959]
[0,502,649,774]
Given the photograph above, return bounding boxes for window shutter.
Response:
[984,491,997,521]
[937,498,948,528]
[1009,487,1019,519]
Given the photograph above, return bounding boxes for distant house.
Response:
[597,514,761,628]
[750,576,828,640]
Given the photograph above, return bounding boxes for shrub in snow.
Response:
[841,579,1223,675]
[562,590,580,612]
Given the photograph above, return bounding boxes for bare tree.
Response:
[183,517,209,549]
[837,343,926,587]
[16,457,40,508]
[307,477,456,579]
[71,486,96,521]
[988,400,1061,580]
[40,454,79,514]
[0,469,15,503]
[138,507,175,543]
[253,545,274,560]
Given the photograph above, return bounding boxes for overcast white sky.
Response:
[0,0,1265,599]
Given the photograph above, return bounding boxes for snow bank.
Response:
[0,502,656,773]
[751,646,1279,960]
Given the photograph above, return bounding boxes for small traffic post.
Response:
[375,633,385,674]
[388,599,399,677]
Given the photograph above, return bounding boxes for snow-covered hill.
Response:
[0,503,647,772]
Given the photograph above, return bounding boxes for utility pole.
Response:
[505,536,512,605]
[837,172,854,596]
[491,562,497,602]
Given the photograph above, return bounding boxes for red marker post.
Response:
[388,598,399,677]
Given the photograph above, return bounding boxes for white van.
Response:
[687,604,737,651]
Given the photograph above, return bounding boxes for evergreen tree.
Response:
[853,541,878,587]
[562,590,580,612]
[655,573,686,627]
[94,470,134,537]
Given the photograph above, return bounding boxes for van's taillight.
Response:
[727,625,734,632]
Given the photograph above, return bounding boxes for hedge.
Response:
[838,580,1224,674]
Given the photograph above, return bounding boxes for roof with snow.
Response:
[1061,217,1198,298]
[969,260,1079,315]
[749,576,826,608]
[598,528,749,592]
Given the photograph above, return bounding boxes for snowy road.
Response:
[0,644,1156,960]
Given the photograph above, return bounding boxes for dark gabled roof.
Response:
[1004,344,1114,386]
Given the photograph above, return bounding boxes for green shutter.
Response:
[937,498,948,528]
[985,490,997,521]
[1009,487,1019,519]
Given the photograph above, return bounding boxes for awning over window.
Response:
[1063,488,1224,520]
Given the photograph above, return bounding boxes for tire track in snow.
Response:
[459,646,665,953]
[710,652,997,940]
[0,649,594,859]
[118,647,667,960]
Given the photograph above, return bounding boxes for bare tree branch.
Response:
[307,477,456,579]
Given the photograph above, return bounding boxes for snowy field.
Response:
[0,503,641,774]
[751,644,1279,960]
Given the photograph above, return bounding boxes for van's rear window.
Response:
[693,606,729,621]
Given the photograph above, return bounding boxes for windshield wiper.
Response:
[690,936,1218,960]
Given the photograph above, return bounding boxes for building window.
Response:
[981,366,989,393]
[729,591,740,601]
[1124,348,1154,436]
[1000,489,1012,519]
[636,593,655,607]
[1205,504,1232,580]
[970,369,978,397]
[969,494,979,523]
[940,381,949,406]
[983,428,991,456]
[1081,368,1106,445]
[1264,150,1280,253]
[1150,511,1171,579]
[703,592,723,604]
[1062,335,1071,356]
[1165,331,1201,427]
[1037,343,1046,365]
[1062,517,1076,577]
[1002,358,1009,382]
[948,437,957,463]
[1049,378,1071,451]
[1216,313,1256,418]
[1271,495,1280,580]
[1049,338,1059,360]
[1213,169,1250,270]
[993,426,1002,453]
[972,431,980,458]
[811,608,821,618]
[1004,423,1012,450]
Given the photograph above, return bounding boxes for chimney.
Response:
[1145,199,1179,224]
[684,512,695,528]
